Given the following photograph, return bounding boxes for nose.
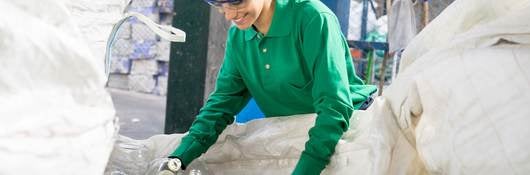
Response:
[223,8,238,20]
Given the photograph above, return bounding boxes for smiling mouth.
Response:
[233,13,248,25]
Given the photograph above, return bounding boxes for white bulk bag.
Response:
[385,0,530,174]
[0,0,122,174]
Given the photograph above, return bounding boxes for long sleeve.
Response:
[169,34,250,166]
[292,12,355,175]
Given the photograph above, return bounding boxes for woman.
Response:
[166,0,376,174]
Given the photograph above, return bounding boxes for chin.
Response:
[231,14,253,30]
[234,23,252,30]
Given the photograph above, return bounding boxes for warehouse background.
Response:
[106,0,456,137]
[105,0,454,97]
[107,0,174,95]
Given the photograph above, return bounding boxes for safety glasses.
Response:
[204,0,244,6]
[204,0,247,13]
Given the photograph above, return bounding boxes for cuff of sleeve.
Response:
[169,136,206,167]
[292,152,327,175]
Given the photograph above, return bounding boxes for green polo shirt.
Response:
[170,0,377,174]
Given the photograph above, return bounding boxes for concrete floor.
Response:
[107,88,166,140]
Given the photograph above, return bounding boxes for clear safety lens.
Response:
[204,0,243,7]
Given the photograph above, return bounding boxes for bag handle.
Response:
[104,12,186,84]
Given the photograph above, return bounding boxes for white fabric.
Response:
[107,104,421,175]
[64,0,128,61]
[107,0,530,174]
[399,0,530,70]
[386,0,530,174]
[0,0,121,174]
[388,0,417,53]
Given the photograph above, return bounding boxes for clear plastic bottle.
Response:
[145,158,178,175]
[104,138,152,175]
[188,169,201,175]
[144,158,214,175]
[184,160,212,175]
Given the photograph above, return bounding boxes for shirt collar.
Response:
[244,0,292,41]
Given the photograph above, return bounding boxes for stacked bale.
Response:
[108,0,173,96]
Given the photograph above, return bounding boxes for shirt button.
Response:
[265,64,270,70]
[262,48,267,53]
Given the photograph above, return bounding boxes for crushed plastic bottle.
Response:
[145,158,180,175]
[144,158,212,175]
[105,138,153,175]
[188,169,201,175]
[183,160,212,175]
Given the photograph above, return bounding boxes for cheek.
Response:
[247,9,259,21]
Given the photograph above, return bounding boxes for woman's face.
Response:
[219,0,265,29]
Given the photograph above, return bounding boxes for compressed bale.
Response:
[130,40,157,59]
[116,22,132,39]
[129,74,156,93]
[154,75,168,96]
[157,61,169,76]
[131,59,158,75]
[129,0,156,8]
[107,74,130,90]
[155,41,171,62]
[110,56,132,74]
[131,23,158,41]
[111,38,134,56]
[157,0,174,13]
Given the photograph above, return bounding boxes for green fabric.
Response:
[170,0,377,173]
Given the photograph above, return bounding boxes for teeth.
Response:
[233,14,246,23]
